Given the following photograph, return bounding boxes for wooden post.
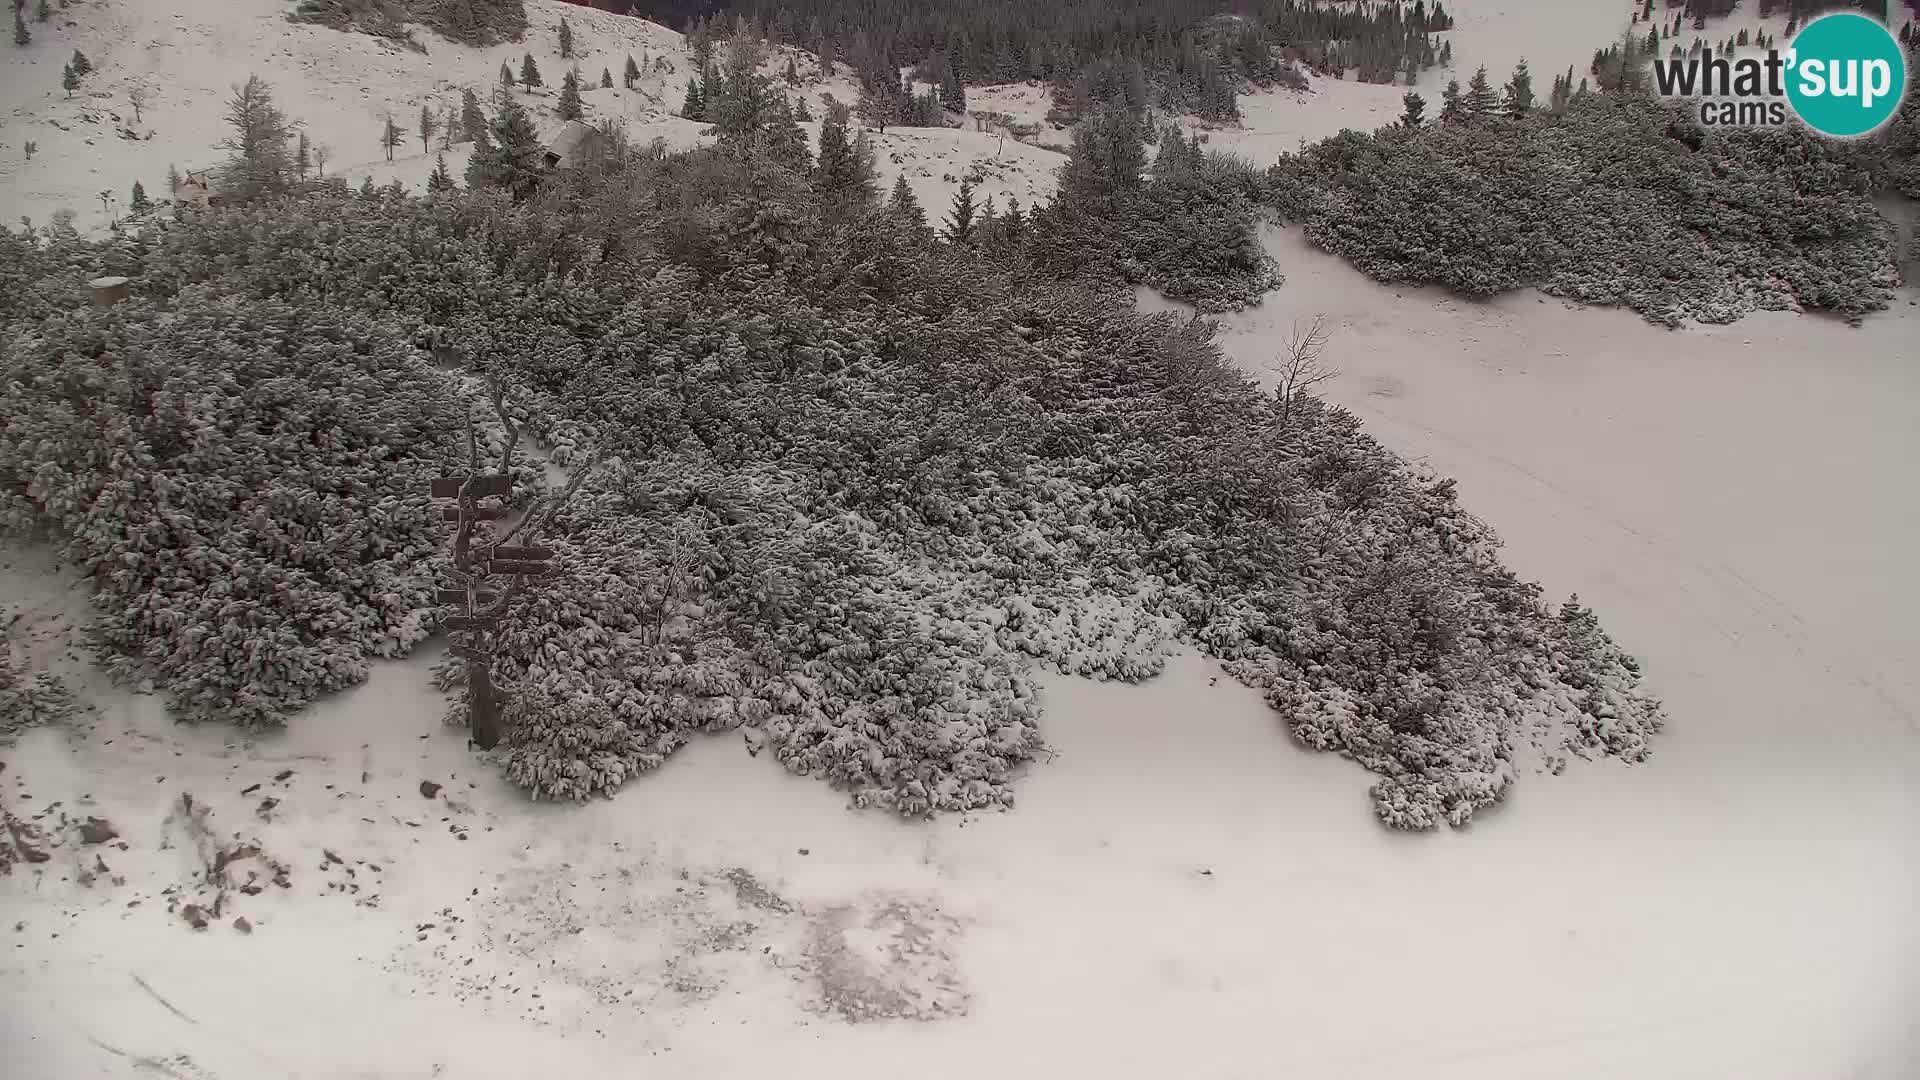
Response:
[431,473,555,749]
[89,275,131,306]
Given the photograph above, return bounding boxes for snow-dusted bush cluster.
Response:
[4,140,1664,827]
[0,282,467,726]
[1269,95,1901,326]
[1025,112,1283,313]
[0,623,77,740]
[290,0,527,49]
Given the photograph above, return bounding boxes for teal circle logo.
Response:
[1785,13,1908,138]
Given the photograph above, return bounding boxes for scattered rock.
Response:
[419,780,442,799]
[798,848,810,856]
[77,817,118,845]
[232,916,252,934]
[241,783,261,795]
[273,769,294,782]
[181,904,209,930]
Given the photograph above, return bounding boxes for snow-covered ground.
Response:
[0,0,1056,233]
[6,0,1920,1077]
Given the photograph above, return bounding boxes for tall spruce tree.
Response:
[944,176,978,245]
[1504,59,1535,118]
[520,53,543,88]
[887,173,926,230]
[217,75,297,200]
[427,152,454,193]
[418,103,439,153]
[1400,91,1426,127]
[461,87,487,143]
[1466,66,1498,119]
[558,68,584,120]
[624,54,640,88]
[558,16,573,59]
[466,95,544,201]
[1440,79,1465,123]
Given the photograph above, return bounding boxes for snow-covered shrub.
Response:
[1270,95,1900,325]
[2,149,1666,827]
[0,289,466,725]
[0,629,76,739]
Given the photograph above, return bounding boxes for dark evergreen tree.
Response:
[940,59,965,114]
[1439,79,1465,124]
[14,6,29,47]
[1400,91,1426,127]
[521,53,543,88]
[944,175,977,245]
[1504,59,1535,118]
[70,50,91,77]
[1466,65,1497,119]
[418,103,439,154]
[427,152,455,193]
[558,16,574,59]
[813,96,876,206]
[765,95,813,169]
[683,76,705,120]
[466,95,544,202]
[559,68,585,121]
[601,67,613,89]
[624,54,640,89]
[130,180,150,212]
[462,87,487,143]
[887,173,926,229]
[784,57,800,86]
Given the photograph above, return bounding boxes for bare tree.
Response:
[313,143,329,178]
[128,84,150,125]
[1275,315,1335,429]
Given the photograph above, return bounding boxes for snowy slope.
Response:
[0,0,1056,233]
[6,1,1920,1077]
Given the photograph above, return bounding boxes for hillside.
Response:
[0,0,1063,233]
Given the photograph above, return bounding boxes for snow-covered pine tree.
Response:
[520,54,542,88]
[887,173,925,229]
[427,152,454,193]
[461,87,486,143]
[418,103,438,154]
[1466,65,1497,119]
[217,75,297,200]
[500,61,515,91]
[1503,59,1535,118]
[600,67,612,89]
[466,94,543,201]
[61,63,78,97]
[558,15,573,59]
[130,180,149,211]
[558,69,583,120]
[944,176,977,245]
[70,49,91,77]
[1400,91,1426,127]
